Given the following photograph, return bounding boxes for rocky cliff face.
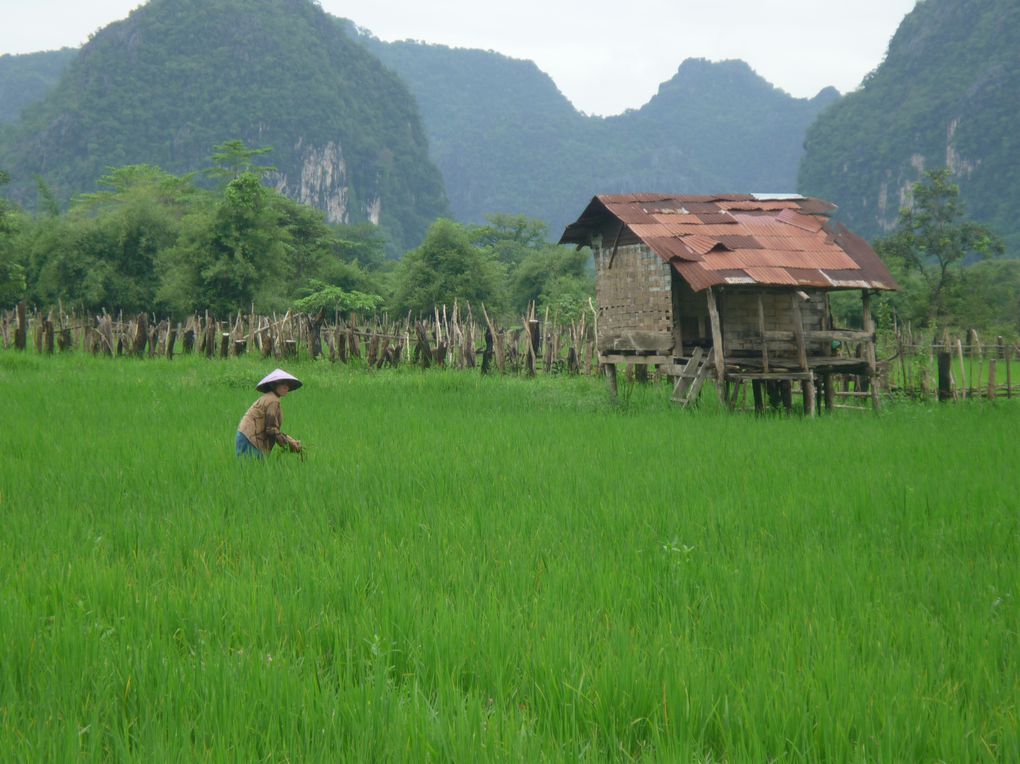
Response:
[272,140,350,224]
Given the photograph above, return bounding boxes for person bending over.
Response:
[236,368,303,458]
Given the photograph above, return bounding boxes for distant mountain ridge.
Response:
[0,3,837,244]
[798,0,1020,251]
[0,49,77,125]
[0,0,447,252]
[360,31,840,234]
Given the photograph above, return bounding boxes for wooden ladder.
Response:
[672,348,716,407]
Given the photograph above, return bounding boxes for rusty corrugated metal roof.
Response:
[559,194,898,292]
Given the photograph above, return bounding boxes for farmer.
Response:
[236,368,303,458]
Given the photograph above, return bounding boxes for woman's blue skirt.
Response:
[236,432,263,458]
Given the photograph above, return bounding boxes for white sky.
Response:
[0,0,918,116]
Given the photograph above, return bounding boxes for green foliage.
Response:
[509,245,593,319]
[292,280,382,314]
[9,158,393,316]
[470,213,551,268]
[0,0,447,252]
[387,215,593,319]
[204,139,275,184]
[391,219,507,316]
[942,259,1020,336]
[876,169,1005,327]
[34,176,61,218]
[799,0,1020,253]
[0,169,26,303]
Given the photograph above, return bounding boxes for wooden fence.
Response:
[4,302,1017,405]
[0,302,601,378]
[883,326,1018,402]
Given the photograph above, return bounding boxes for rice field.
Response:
[2,352,1018,761]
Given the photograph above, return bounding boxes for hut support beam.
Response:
[756,292,769,373]
[605,363,618,402]
[790,294,815,417]
[706,287,726,404]
[862,290,880,411]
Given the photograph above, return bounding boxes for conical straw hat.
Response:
[256,368,303,393]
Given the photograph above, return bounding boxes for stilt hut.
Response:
[559,194,899,413]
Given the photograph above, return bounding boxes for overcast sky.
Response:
[0,0,918,116]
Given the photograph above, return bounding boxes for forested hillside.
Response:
[362,32,839,233]
[1,10,835,243]
[0,0,447,252]
[799,0,1020,252]
[0,49,77,125]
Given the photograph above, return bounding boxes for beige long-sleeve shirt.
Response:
[237,393,291,455]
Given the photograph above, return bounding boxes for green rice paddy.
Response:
[2,353,1018,761]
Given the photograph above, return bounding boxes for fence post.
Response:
[937,352,952,402]
[1006,345,1013,399]
[14,301,27,351]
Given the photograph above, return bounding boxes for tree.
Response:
[0,169,27,306]
[470,214,550,268]
[159,172,287,315]
[875,168,1004,326]
[204,140,276,185]
[391,219,507,316]
[510,245,592,317]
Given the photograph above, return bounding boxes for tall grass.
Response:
[1,353,1017,761]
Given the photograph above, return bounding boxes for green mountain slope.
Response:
[799,0,1020,251]
[0,0,447,252]
[0,49,77,125]
[1,11,836,244]
[610,60,839,195]
[361,32,838,233]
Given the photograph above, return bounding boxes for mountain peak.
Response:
[0,0,448,251]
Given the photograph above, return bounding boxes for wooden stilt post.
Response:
[605,363,618,402]
[781,380,793,412]
[862,290,880,411]
[823,372,834,412]
[790,294,814,416]
[706,287,726,404]
[752,380,765,414]
[756,292,769,373]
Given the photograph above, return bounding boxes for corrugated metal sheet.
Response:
[718,200,800,211]
[715,235,763,250]
[776,208,825,233]
[559,194,899,292]
[678,234,721,256]
[672,260,725,291]
[694,212,738,225]
[743,267,799,286]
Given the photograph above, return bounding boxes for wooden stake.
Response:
[956,338,967,400]
[1006,345,1013,399]
[937,352,952,402]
